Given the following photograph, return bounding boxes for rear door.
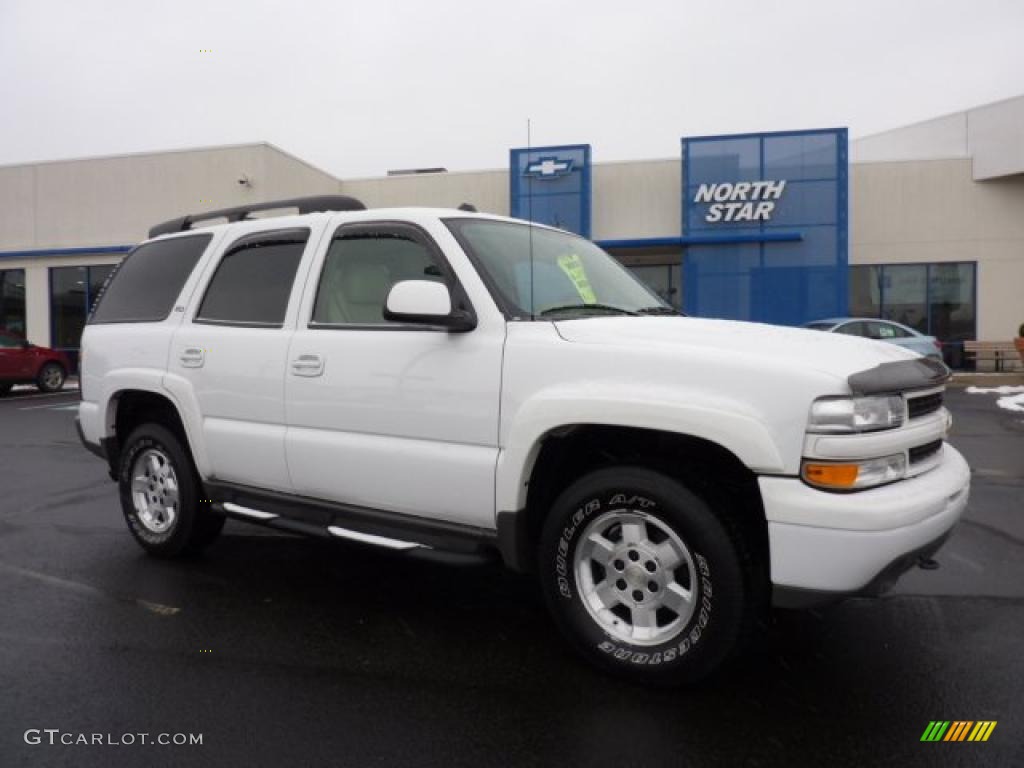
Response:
[284,220,504,528]
[168,224,324,492]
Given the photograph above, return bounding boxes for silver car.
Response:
[804,317,943,360]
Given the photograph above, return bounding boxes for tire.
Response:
[118,423,224,557]
[36,362,66,393]
[539,466,748,685]
[0,383,11,397]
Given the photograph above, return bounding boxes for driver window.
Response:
[312,231,445,326]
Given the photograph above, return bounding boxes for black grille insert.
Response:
[909,440,943,464]
[907,392,943,420]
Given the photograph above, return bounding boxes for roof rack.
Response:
[148,195,367,238]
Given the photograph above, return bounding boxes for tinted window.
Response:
[312,230,445,325]
[197,230,308,326]
[834,322,862,336]
[803,322,835,331]
[90,235,211,323]
[0,332,21,348]
[878,322,911,339]
[0,269,26,335]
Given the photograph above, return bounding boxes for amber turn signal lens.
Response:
[802,462,860,489]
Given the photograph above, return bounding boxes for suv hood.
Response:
[554,316,918,383]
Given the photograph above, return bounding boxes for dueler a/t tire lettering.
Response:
[539,466,748,685]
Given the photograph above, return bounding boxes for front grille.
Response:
[909,439,943,464]
[907,391,943,420]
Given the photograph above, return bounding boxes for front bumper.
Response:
[762,444,970,605]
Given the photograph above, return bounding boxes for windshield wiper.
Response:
[636,306,681,316]
[538,303,638,317]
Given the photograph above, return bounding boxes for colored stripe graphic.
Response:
[921,721,950,741]
[944,721,971,741]
[968,722,997,742]
[921,721,996,742]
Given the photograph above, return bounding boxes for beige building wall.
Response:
[0,143,339,252]
[592,159,680,240]
[850,158,1024,340]
[0,143,340,347]
[339,158,681,241]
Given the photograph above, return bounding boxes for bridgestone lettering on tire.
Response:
[539,466,748,685]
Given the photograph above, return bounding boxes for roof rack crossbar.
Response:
[148,195,367,238]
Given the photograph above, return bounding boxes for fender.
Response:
[494,383,786,516]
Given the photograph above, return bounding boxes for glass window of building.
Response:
[630,264,683,311]
[880,265,928,332]
[50,263,119,351]
[0,269,26,336]
[848,262,976,366]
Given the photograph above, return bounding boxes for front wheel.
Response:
[36,362,65,393]
[118,423,224,557]
[539,467,748,685]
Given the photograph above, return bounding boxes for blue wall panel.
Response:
[510,144,592,237]
[682,129,848,326]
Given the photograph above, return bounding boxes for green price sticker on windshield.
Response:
[557,253,598,304]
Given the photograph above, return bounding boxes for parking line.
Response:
[18,401,80,411]
[0,561,181,616]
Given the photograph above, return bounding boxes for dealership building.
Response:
[1,94,1022,370]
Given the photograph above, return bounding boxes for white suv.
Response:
[77,195,970,684]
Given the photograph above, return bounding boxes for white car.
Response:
[804,317,944,361]
[77,196,970,685]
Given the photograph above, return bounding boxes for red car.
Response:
[0,330,71,395]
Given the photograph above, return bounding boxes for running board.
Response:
[223,502,279,521]
[327,525,428,551]
[208,487,498,565]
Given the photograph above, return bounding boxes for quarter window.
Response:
[196,230,308,326]
[90,235,211,324]
[311,229,446,326]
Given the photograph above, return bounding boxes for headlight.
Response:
[802,453,907,491]
[807,395,905,434]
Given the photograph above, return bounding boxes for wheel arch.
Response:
[104,388,198,478]
[496,423,770,610]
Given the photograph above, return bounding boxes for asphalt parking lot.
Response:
[0,385,1021,767]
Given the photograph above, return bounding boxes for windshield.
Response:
[446,218,672,319]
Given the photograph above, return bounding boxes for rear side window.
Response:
[89,234,212,323]
[196,229,308,327]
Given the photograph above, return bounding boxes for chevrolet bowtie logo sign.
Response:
[525,157,573,179]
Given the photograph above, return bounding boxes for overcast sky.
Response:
[2,0,1023,178]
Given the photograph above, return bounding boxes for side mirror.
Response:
[20,339,31,349]
[383,280,476,332]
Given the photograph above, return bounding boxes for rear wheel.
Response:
[36,362,65,393]
[539,466,749,685]
[118,423,224,557]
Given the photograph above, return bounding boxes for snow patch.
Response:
[965,385,1024,413]
[965,385,1024,395]
[996,393,1024,413]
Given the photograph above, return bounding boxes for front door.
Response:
[284,221,504,529]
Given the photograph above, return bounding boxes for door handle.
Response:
[179,347,205,368]
[291,353,324,377]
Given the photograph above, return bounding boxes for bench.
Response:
[963,341,1021,372]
